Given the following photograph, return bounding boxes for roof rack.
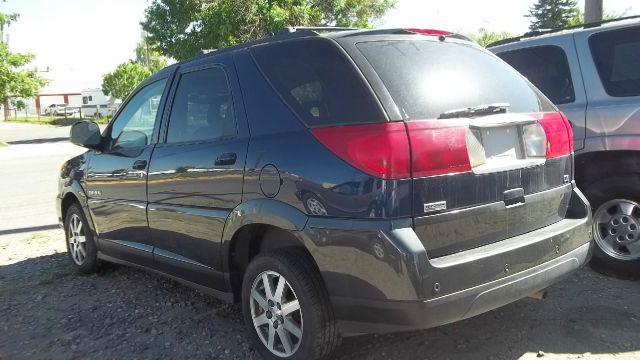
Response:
[277,26,360,35]
[487,14,640,48]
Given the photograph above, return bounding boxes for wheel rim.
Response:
[593,199,640,261]
[250,270,303,357]
[67,214,87,265]
[306,197,327,216]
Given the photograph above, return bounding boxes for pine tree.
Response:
[527,0,579,31]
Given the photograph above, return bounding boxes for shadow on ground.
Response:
[0,252,638,359]
[7,137,69,145]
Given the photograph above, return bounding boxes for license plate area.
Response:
[467,124,545,174]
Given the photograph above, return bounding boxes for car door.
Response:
[147,59,249,289]
[85,78,170,267]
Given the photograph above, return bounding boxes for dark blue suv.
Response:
[58,27,593,359]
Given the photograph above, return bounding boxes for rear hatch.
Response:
[347,34,575,257]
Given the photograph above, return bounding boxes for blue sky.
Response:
[3,0,638,93]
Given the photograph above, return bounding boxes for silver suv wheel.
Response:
[593,199,640,261]
[67,213,88,265]
[250,270,303,357]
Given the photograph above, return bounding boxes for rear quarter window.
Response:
[356,40,555,120]
[497,45,575,105]
[589,26,640,97]
[251,38,383,127]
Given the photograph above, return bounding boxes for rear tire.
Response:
[64,204,100,274]
[584,180,640,279]
[241,248,339,360]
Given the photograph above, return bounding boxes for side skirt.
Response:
[97,252,234,303]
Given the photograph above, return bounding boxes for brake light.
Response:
[406,28,453,36]
[406,120,471,177]
[538,112,573,158]
[311,122,411,179]
[560,112,574,153]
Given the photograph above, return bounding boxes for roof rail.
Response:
[487,14,640,48]
[277,26,360,35]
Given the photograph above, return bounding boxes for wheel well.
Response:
[228,224,317,302]
[575,151,640,190]
[61,193,80,221]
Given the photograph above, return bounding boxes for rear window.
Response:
[497,45,575,105]
[356,40,554,120]
[252,38,383,127]
[589,26,640,97]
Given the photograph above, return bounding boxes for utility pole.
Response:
[585,0,603,23]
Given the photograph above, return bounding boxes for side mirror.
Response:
[70,121,102,150]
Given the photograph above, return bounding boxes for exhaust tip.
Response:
[528,289,548,300]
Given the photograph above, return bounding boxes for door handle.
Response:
[132,160,148,170]
[215,152,237,166]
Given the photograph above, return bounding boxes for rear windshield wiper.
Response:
[437,103,510,119]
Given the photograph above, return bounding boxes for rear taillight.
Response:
[406,120,471,177]
[311,112,572,180]
[560,112,574,153]
[538,112,573,158]
[311,122,411,179]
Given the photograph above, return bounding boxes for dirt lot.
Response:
[1,229,639,360]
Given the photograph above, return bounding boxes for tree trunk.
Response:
[3,99,9,121]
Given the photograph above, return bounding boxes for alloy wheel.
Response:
[250,270,303,357]
[67,213,87,265]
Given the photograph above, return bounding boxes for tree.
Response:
[141,0,397,61]
[101,61,151,100]
[0,11,46,120]
[465,28,514,47]
[11,99,26,118]
[527,0,578,31]
[134,39,169,73]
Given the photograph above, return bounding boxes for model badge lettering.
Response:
[424,201,447,213]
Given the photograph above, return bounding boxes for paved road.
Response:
[0,122,85,236]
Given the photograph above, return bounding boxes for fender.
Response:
[220,198,309,273]
[59,180,99,239]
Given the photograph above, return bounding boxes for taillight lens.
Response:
[538,112,573,158]
[560,112,574,153]
[311,122,411,179]
[406,120,471,177]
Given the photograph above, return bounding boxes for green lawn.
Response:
[5,116,111,126]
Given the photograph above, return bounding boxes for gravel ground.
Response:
[1,230,639,360]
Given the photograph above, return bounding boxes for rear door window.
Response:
[251,38,383,127]
[497,46,575,104]
[166,67,236,143]
[356,40,554,120]
[589,26,640,97]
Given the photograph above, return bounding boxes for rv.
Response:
[80,89,119,118]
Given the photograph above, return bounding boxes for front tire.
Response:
[241,248,339,360]
[64,204,100,274]
[584,180,640,278]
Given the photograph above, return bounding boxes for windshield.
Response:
[356,40,554,120]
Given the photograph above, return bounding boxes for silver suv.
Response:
[490,17,640,277]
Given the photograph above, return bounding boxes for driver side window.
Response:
[109,79,167,150]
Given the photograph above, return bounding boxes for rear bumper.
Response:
[334,242,590,334]
[302,184,592,335]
